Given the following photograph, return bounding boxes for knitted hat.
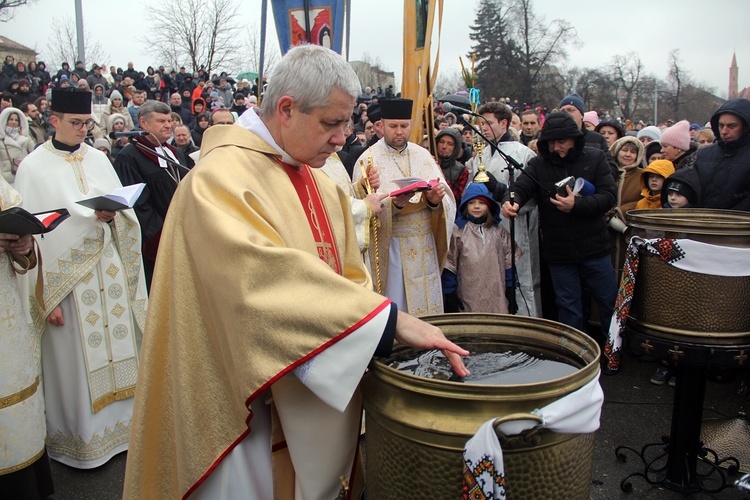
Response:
[660,120,690,151]
[644,141,663,162]
[583,111,599,127]
[663,173,697,205]
[689,123,702,131]
[558,93,585,115]
[209,90,219,98]
[109,89,123,101]
[637,126,661,142]
[93,137,111,153]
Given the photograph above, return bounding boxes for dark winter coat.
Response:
[690,98,750,211]
[506,112,617,264]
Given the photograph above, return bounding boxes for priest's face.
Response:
[383,119,411,149]
[280,87,353,168]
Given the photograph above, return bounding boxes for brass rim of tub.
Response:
[626,208,750,235]
[371,313,601,401]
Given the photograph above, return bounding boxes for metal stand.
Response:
[615,363,741,494]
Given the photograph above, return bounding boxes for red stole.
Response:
[276,158,342,275]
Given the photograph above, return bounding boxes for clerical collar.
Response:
[384,141,408,154]
[236,106,301,166]
[52,137,81,153]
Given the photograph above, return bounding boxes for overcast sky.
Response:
[4,0,750,99]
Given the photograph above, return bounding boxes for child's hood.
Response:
[640,159,675,189]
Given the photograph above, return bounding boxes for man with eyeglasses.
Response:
[14,87,148,470]
[114,100,189,288]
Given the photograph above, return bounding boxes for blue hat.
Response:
[456,183,501,229]
[558,93,585,115]
[689,123,701,131]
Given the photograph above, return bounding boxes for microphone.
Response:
[440,102,481,117]
[109,130,149,139]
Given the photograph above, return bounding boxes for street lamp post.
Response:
[74,0,85,67]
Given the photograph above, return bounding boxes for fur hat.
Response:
[660,120,690,151]
[109,113,127,129]
[558,93,585,115]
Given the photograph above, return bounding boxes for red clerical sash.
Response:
[276,157,342,274]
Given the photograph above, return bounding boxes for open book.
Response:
[76,183,146,212]
[0,207,70,235]
[389,178,439,198]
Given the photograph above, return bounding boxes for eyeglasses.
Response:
[67,119,96,131]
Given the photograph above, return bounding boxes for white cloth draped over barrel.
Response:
[604,237,750,372]
[463,374,603,498]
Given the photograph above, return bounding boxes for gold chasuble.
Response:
[123,125,391,499]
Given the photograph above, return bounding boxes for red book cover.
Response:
[389,178,439,198]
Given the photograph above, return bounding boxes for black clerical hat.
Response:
[380,98,413,120]
[51,88,92,114]
[367,102,382,123]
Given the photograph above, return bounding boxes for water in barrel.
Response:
[389,342,579,384]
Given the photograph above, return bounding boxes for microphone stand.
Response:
[132,134,191,177]
[458,116,550,315]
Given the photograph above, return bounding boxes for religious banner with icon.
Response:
[271,0,345,55]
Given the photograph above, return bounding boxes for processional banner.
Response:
[271,0,345,55]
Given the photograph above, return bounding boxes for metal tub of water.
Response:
[361,314,600,499]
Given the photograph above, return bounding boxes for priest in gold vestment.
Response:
[123,45,469,500]
[353,98,456,317]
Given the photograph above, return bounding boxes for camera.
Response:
[554,176,575,196]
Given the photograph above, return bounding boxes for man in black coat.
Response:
[113,100,188,289]
[501,111,618,340]
[687,98,750,211]
[559,93,619,181]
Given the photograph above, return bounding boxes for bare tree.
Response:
[433,70,466,98]
[145,0,243,75]
[509,0,578,105]
[43,16,109,69]
[245,24,280,78]
[609,52,644,120]
[0,0,34,22]
[662,49,686,119]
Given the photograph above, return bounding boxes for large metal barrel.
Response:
[625,209,750,353]
[361,314,600,499]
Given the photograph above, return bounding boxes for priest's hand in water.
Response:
[394,310,471,377]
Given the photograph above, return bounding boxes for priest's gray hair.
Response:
[261,44,360,115]
[137,100,171,121]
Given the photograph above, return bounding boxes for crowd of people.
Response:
[1,44,749,498]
